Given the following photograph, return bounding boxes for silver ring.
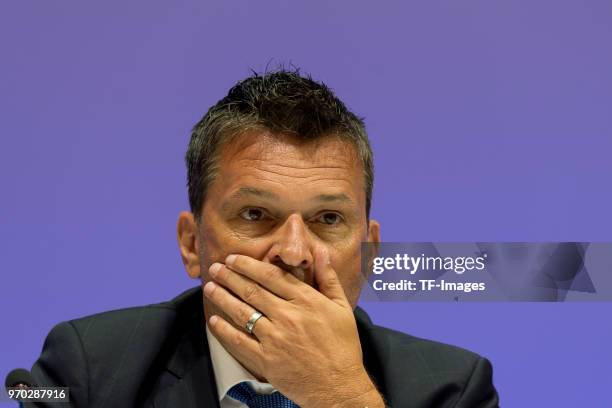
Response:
[245,311,264,334]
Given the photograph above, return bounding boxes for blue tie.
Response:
[227,382,300,408]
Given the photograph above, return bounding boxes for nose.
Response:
[267,214,314,273]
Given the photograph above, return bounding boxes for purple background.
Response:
[1,1,611,406]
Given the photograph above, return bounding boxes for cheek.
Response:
[199,221,271,280]
[198,221,228,282]
[333,241,367,307]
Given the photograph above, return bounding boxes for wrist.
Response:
[330,368,385,408]
[298,366,385,408]
[332,387,385,408]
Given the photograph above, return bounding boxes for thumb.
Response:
[314,247,348,305]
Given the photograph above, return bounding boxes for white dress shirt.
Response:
[206,325,277,407]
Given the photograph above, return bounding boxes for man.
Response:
[30,70,499,407]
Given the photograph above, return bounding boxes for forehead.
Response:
[212,131,365,201]
[223,131,357,163]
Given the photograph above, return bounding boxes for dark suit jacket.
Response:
[30,286,499,407]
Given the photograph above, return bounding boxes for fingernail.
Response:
[209,315,218,327]
[226,254,237,265]
[203,281,216,296]
[209,262,222,277]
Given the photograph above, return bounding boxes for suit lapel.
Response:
[151,287,220,408]
[152,354,219,408]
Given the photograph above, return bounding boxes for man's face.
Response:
[179,131,380,320]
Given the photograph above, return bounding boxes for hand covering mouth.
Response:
[271,260,315,288]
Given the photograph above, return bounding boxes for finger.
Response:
[209,262,285,317]
[224,254,307,300]
[203,280,273,339]
[207,314,264,373]
[313,247,349,305]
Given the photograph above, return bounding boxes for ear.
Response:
[177,211,201,279]
[365,219,381,279]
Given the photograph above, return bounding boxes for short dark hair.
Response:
[185,68,374,221]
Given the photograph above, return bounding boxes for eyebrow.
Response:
[222,187,353,211]
[221,187,277,212]
[311,193,352,203]
[230,187,279,201]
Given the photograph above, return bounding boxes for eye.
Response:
[316,212,343,225]
[239,208,266,221]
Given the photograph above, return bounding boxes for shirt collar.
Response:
[205,324,276,402]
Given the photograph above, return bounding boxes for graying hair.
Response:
[185,68,374,221]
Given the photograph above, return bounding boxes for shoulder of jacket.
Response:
[64,286,202,346]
